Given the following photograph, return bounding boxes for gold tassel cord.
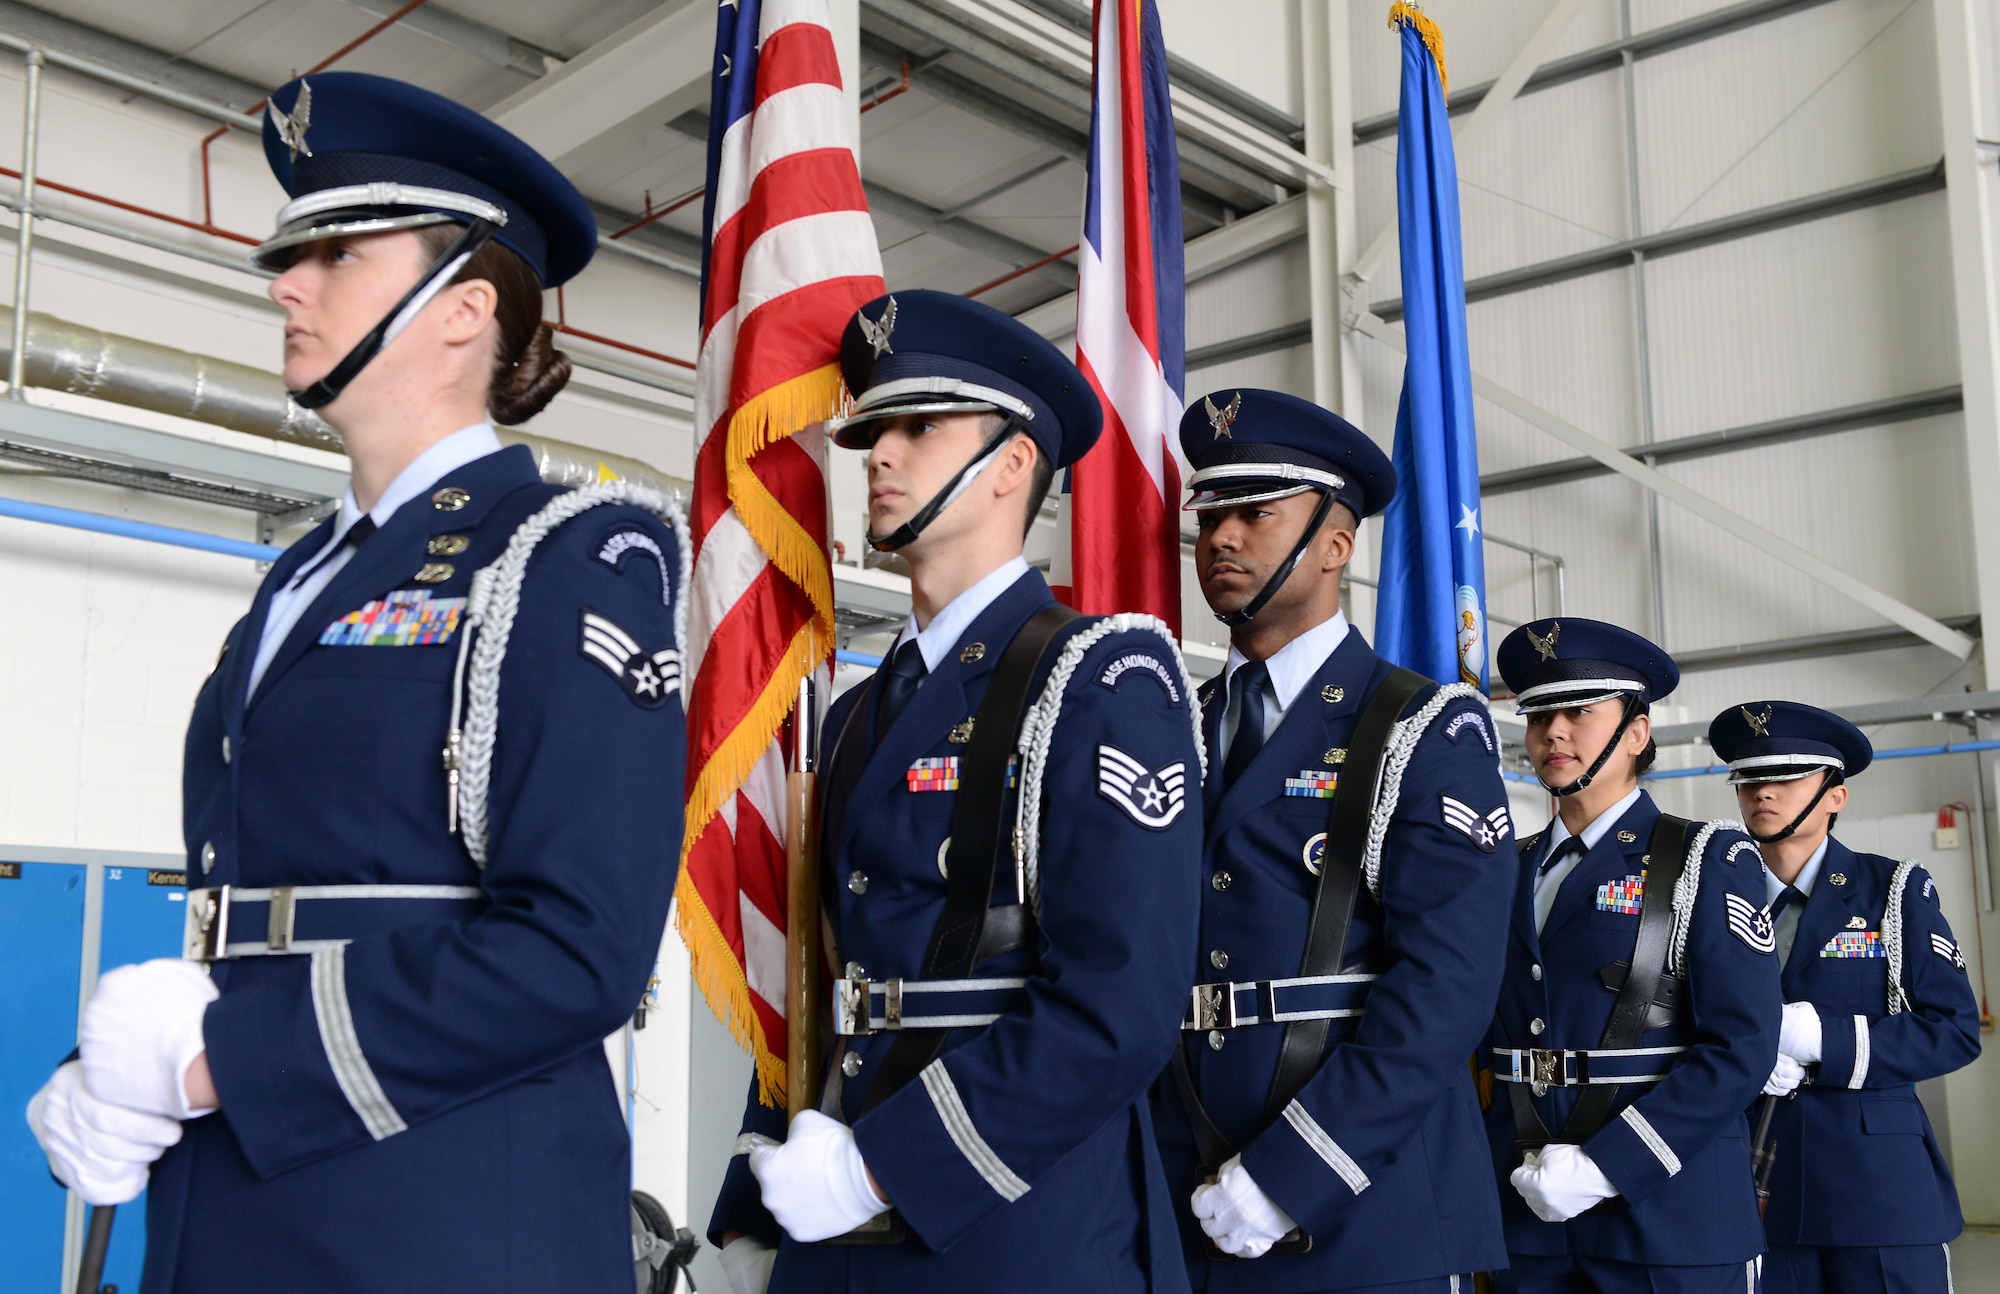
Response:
[682,619,827,870]
[1387,1,1448,95]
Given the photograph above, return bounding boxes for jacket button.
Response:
[200,842,216,875]
[845,962,867,981]
[1207,1030,1226,1051]
[221,736,231,764]
[1211,871,1232,892]
[848,871,869,895]
[1210,949,1229,970]
[1530,1017,1546,1036]
[841,1052,864,1078]
[1531,963,1543,982]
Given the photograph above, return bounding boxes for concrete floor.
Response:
[1956,1229,2000,1292]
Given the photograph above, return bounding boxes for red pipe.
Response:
[0,164,259,245]
[860,61,911,114]
[609,184,705,240]
[547,321,696,371]
[964,243,1079,299]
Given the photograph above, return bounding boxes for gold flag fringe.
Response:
[1388,2,1448,94]
[674,870,789,1107]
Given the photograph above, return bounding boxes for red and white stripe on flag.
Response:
[1054,0,1185,634]
[679,0,885,1107]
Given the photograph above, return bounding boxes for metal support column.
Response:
[1618,3,1668,644]
[1934,0,2000,690]
[9,47,42,401]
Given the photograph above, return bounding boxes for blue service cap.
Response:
[831,290,1103,469]
[1497,617,1679,715]
[1178,388,1395,521]
[253,72,597,287]
[1708,701,1871,784]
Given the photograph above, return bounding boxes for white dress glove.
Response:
[78,958,218,1121]
[1189,1154,1300,1259]
[748,1110,889,1243]
[26,1061,184,1205]
[1779,1001,1822,1065]
[1764,1053,1807,1097]
[719,1235,777,1294]
[1510,1143,1619,1223]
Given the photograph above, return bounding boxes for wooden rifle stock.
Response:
[785,677,823,1119]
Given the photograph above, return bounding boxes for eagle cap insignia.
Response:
[1741,704,1772,737]
[269,80,313,162]
[859,296,898,358]
[1527,621,1560,662]
[1204,391,1242,440]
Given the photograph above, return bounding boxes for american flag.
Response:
[679,0,885,1105]
[1051,0,1186,634]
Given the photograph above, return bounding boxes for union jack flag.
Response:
[679,0,885,1105]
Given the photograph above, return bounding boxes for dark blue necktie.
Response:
[1222,661,1270,790]
[1539,835,1587,877]
[875,637,927,741]
[1769,886,1806,919]
[289,515,375,589]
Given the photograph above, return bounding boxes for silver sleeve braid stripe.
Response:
[310,945,408,1140]
[919,1060,1030,1201]
[1359,684,1486,899]
[1014,613,1203,919]
[1668,819,1743,977]
[1885,859,1918,1016]
[455,480,689,866]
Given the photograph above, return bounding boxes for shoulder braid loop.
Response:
[1359,683,1488,899]
[1668,819,1743,977]
[1885,859,1920,1015]
[1014,613,1204,918]
[447,480,690,866]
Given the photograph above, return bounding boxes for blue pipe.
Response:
[837,648,884,668]
[0,496,284,561]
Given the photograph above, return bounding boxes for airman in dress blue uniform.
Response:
[1485,620,1782,1294]
[707,290,1204,1294]
[1147,388,1514,1293]
[1708,701,1982,1294]
[26,73,687,1292]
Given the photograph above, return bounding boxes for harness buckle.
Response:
[267,886,297,953]
[882,978,903,1030]
[184,886,231,962]
[1529,1047,1563,1097]
[834,976,871,1036]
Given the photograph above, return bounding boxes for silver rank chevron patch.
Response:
[579,610,680,709]
[1096,744,1187,830]
[1440,795,1510,852]
[1725,893,1777,955]
[1933,931,1968,971]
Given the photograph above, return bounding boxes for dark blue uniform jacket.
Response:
[1761,839,1980,1249]
[709,569,1203,1293]
[151,446,684,1293]
[1151,628,1512,1293]
[1484,793,1781,1266]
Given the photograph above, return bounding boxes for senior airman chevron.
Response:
[1096,743,1188,829]
[1438,794,1509,852]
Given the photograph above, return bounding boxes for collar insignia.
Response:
[1829,872,1847,886]
[1204,391,1242,440]
[1617,830,1637,843]
[959,642,985,663]
[1741,704,1772,737]
[1321,684,1343,703]
[268,81,313,162]
[859,296,897,358]
[1527,621,1560,662]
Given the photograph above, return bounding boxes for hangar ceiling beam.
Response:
[485,0,712,164]
[862,181,1078,295]
[1350,309,1978,661]
[334,0,556,80]
[1932,0,2000,691]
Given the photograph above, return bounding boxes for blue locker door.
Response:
[0,860,85,1294]
[94,864,191,1292]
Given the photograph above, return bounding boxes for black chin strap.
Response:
[1747,769,1842,843]
[866,416,1024,552]
[1542,693,1643,799]
[291,218,501,411]
[1216,489,1336,628]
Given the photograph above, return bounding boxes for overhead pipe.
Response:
[0,303,685,497]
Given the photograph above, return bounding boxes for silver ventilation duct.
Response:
[0,304,685,497]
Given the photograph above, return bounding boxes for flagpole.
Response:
[784,675,823,1118]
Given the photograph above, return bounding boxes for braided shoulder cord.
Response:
[1359,683,1487,899]
[1014,613,1204,918]
[450,480,688,866]
[1667,819,1743,976]
[1884,859,1920,1016]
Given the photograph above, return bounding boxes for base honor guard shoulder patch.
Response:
[1285,769,1338,798]
[1596,875,1645,915]
[1444,709,1494,752]
[1439,795,1510,852]
[595,525,674,607]
[1725,840,1761,867]
[1933,932,1967,970]
[578,609,680,709]
[1725,893,1777,954]
[1097,651,1182,703]
[1096,744,1187,830]
[1821,930,1883,958]
[321,589,464,646]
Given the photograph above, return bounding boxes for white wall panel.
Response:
[1183,240,1309,354]
[1156,0,1303,119]
[1461,268,1643,464]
